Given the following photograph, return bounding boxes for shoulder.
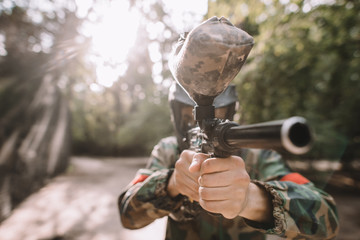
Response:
[149,136,179,169]
[157,136,178,148]
[242,149,282,162]
[242,149,289,179]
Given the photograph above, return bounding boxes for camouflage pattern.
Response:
[118,136,339,239]
[168,16,254,106]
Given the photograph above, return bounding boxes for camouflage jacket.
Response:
[118,136,339,240]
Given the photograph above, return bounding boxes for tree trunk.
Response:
[0,74,71,221]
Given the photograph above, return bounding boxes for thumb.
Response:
[189,153,208,173]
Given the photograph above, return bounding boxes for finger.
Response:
[198,199,226,215]
[199,170,249,188]
[200,156,244,175]
[175,156,200,181]
[174,168,199,189]
[180,183,200,201]
[180,150,197,164]
[198,199,241,219]
[189,153,209,173]
[175,172,200,200]
[199,186,247,201]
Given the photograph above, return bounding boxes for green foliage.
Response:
[2,0,359,160]
[71,87,173,156]
[210,0,360,160]
[115,98,173,155]
[69,0,178,156]
[0,0,177,157]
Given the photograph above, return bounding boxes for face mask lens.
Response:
[180,106,196,132]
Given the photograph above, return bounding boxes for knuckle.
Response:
[202,159,213,171]
[199,175,209,186]
[199,187,209,199]
[236,172,250,183]
[184,149,195,157]
[202,201,218,214]
[175,160,180,167]
[179,150,190,160]
[199,199,211,211]
[175,159,185,169]
[223,212,237,219]
[193,153,203,159]
[242,172,250,183]
[190,192,199,200]
[233,169,250,183]
[182,149,191,155]
[197,153,210,159]
[233,156,245,167]
[234,188,245,200]
[173,170,179,180]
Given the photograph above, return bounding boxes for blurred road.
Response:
[0,156,359,240]
[0,157,167,240]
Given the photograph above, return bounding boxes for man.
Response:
[118,83,339,239]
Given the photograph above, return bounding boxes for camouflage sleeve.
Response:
[244,150,339,239]
[118,137,184,229]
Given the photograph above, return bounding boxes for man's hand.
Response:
[189,153,274,223]
[189,154,250,219]
[167,150,201,201]
[167,150,273,223]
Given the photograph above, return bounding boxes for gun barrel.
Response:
[224,117,312,155]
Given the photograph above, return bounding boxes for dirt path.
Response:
[0,157,167,240]
[0,157,359,240]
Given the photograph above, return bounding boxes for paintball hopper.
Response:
[169,16,254,106]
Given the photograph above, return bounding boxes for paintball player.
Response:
[118,16,339,239]
[118,84,339,239]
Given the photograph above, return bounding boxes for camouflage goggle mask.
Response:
[169,83,239,150]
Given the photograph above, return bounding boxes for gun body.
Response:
[186,116,312,158]
[169,17,312,158]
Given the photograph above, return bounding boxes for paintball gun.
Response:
[169,16,313,157]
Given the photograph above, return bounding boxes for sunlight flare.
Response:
[83,1,140,88]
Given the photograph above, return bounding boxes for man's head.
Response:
[169,82,238,151]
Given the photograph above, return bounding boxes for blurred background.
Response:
[0,0,359,239]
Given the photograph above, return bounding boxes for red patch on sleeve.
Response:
[131,174,149,185]
[280,173,310,185]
